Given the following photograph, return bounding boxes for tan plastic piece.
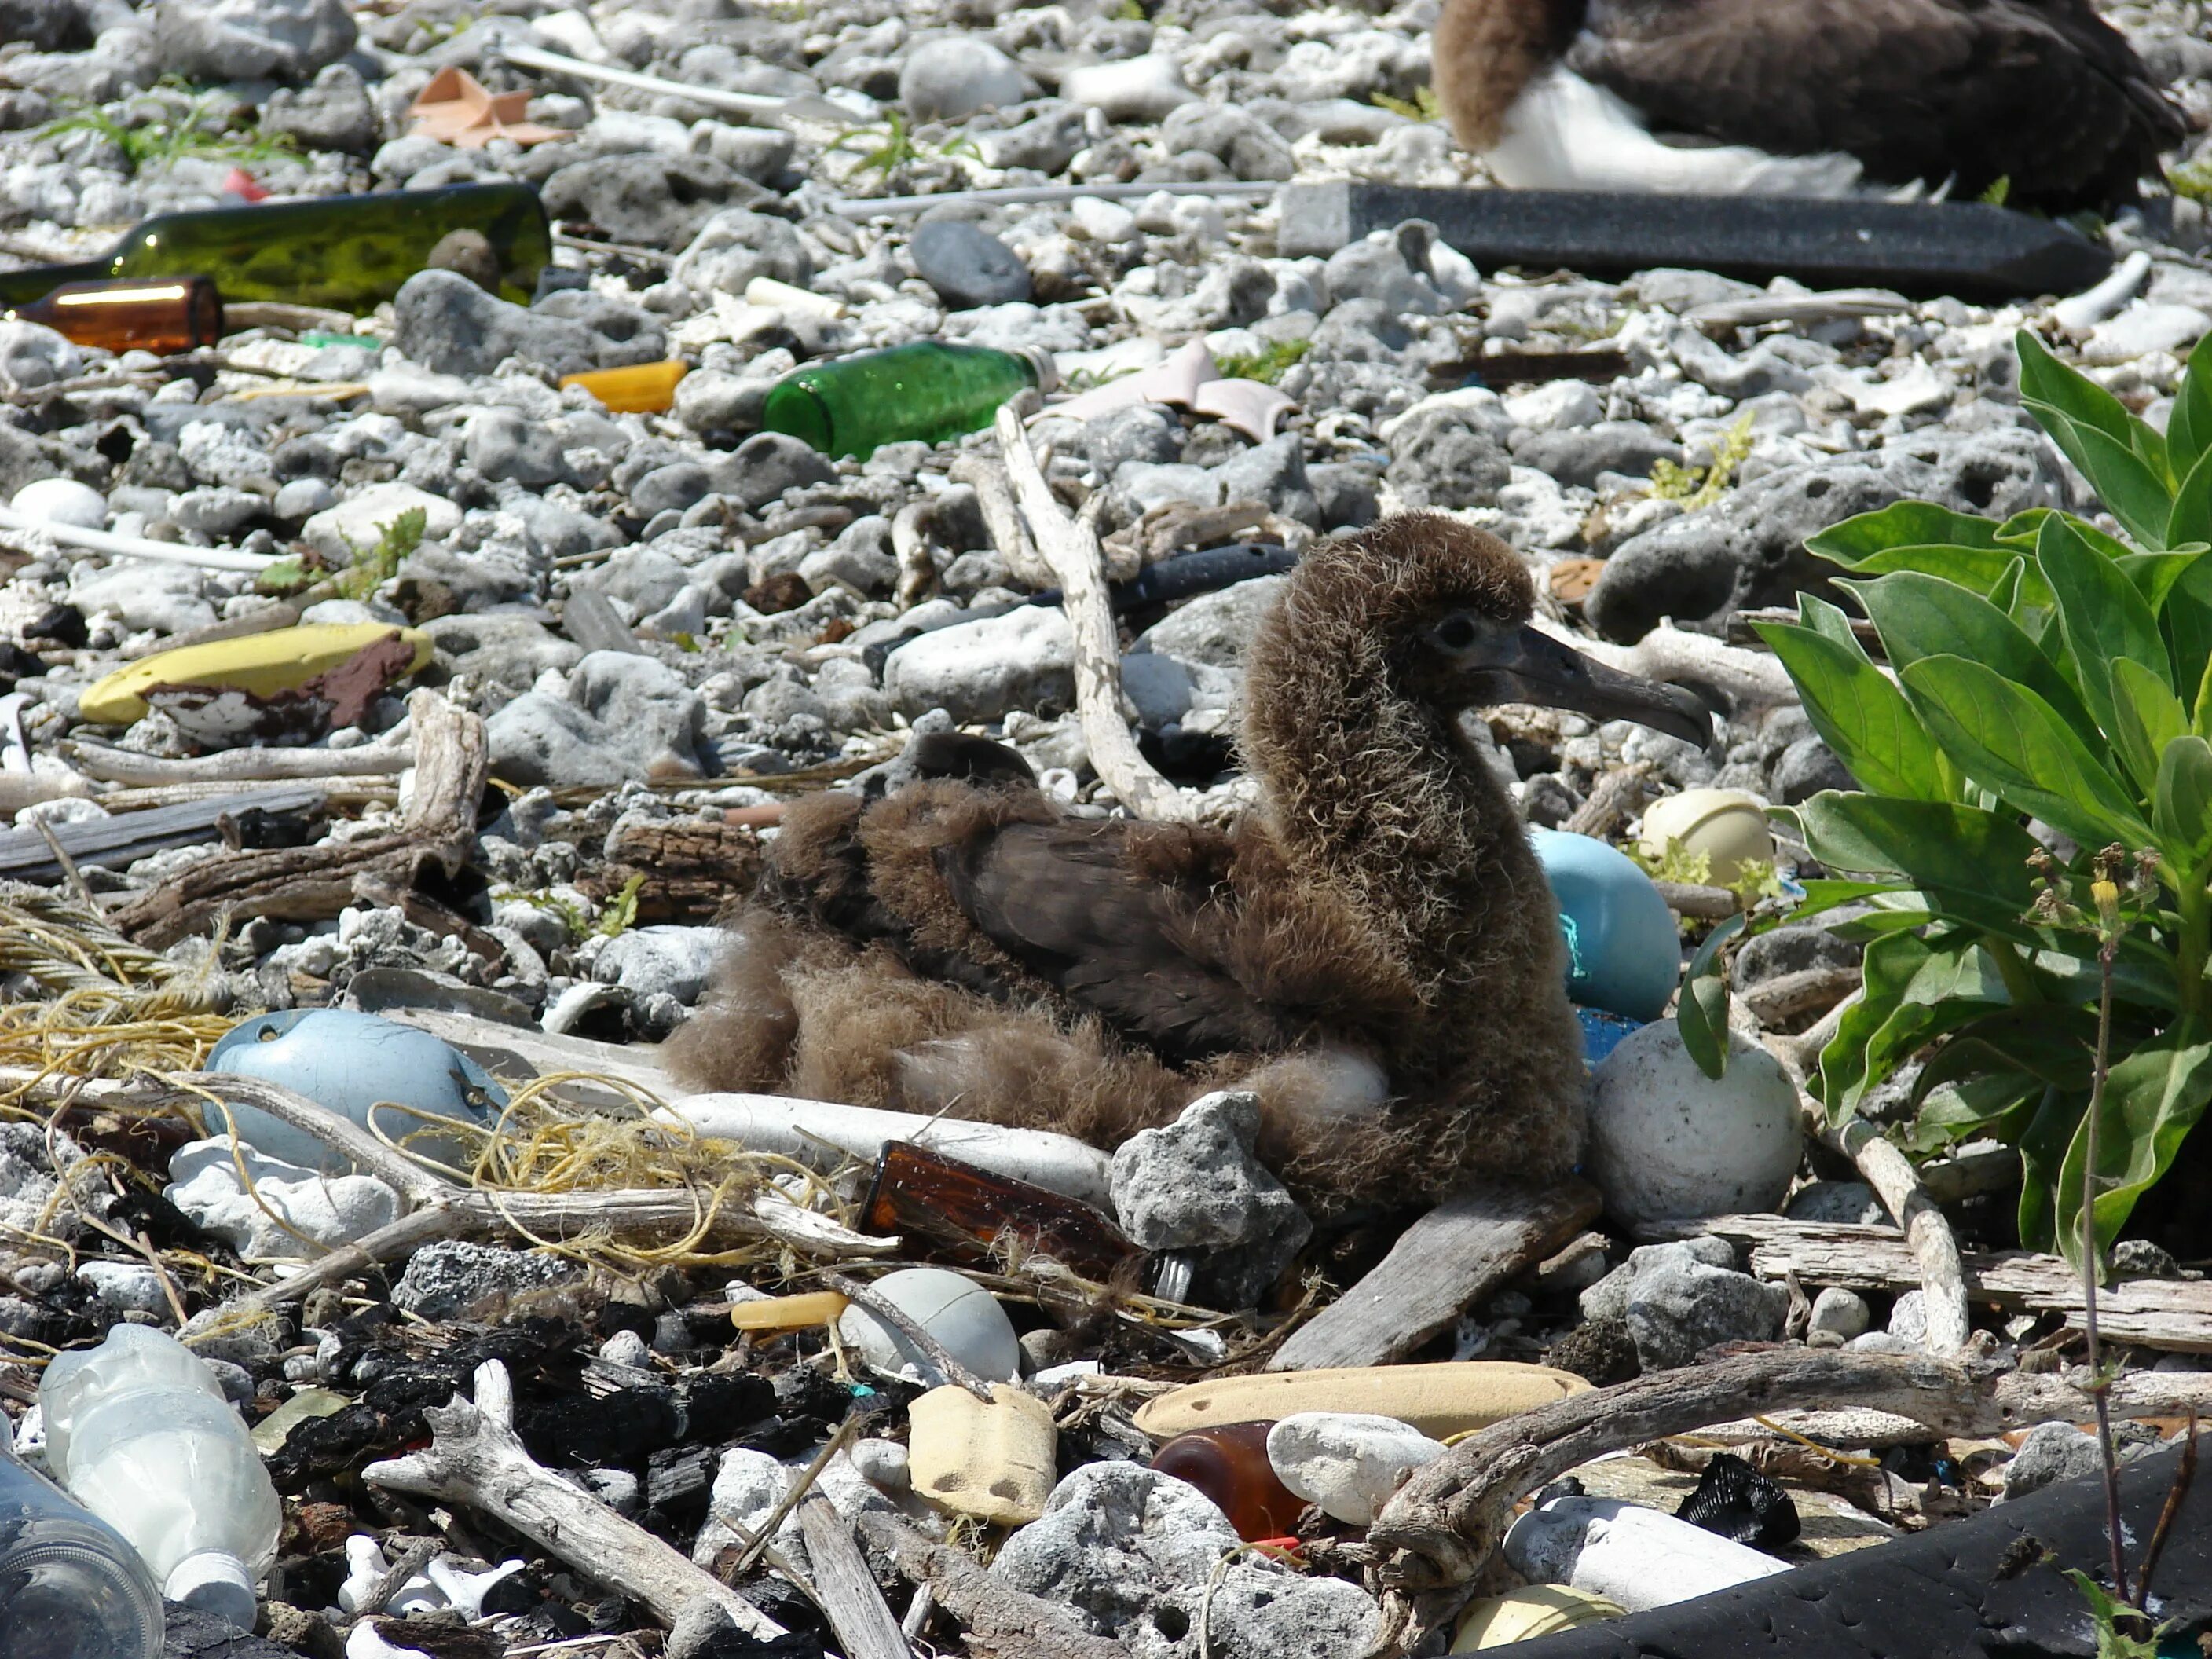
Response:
[1450,1585,1624,1650]
[729,1291,849,1331]
[906,1382,1057,1526]
[1133,1362,1591,1441]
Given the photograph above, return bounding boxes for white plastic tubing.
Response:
[0,505,282,574]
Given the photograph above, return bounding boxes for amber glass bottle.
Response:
[5,278,222,355]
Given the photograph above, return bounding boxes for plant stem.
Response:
[2176,878,2210,1038]
[2082,931,2130,1606]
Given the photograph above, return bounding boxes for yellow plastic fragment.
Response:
[78,622,434,726]
[730,1290,850,1331]
[1132,1362,1591,1442]
[1450,1586,1624,1650]
[558,359,690,412]
[907,1382,1057,1526]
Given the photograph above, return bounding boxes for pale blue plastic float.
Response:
[206,1009,507,1175]
[1529,826,1679,1026]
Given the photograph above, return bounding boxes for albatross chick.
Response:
[671,514,1712,1210]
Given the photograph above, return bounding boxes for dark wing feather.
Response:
[1568,0,2184,208]
[939,819,1301,1064]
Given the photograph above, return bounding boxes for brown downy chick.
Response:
[671,513,1712,1210]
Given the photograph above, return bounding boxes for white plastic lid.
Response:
[166,1549,258,1630]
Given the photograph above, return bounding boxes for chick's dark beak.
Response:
[1471,624,1715,749]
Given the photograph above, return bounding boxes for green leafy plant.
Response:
[1628,839,1785,908]
[1978,175,2012,208]
[1648,412,1756,508]
[832,112,981,177]
[596,873,646,938]
[1214,337,1310,386]
[335,507,428,602]
[40,91,293,174]
[1738,328,2212,1265]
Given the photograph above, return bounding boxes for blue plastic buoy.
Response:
[1574,1005,1643,1066]
[1530,827,1680,1024]
[207,1009,507,1175]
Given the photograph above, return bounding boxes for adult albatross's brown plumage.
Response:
[671,515,1711,1210]
[1434,0,2184,209]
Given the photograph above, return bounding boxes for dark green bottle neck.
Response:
[0,258,117,310]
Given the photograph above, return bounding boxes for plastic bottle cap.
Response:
[167,1549,258,1630]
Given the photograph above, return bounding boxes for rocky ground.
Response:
[5,0,2212,1655]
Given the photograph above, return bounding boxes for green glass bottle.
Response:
[761,342,1058,460]
[0,182,550,312]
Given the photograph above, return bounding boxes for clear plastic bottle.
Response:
[40,1327,281,1630]
[0,1441,163,1659]
[760,342,1056,460]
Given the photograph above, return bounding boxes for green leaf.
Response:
[2020,327,2174,496]
[2039,415,2175,548]
[2171,328,2212,480]
[1817,929,2012,1121]
[2053,1035,2212,1274]
[1792,790,2039,910]
[2018,1084,2084,1252]
[2166,553,2212,709]
[1828,543,2053,602]
[2038,512,2174,742]
[1805,501,2005,566]
[1846,570,2099,747]
[1998,508,2136,564]
[1676,913,1745,1081]
[2115,548,2207,615]
[2109,657,2189,797]
[2154,734,2212,871]
[1756,618,1950,804]
[2170,446,2212,548]
[1899,655,2155,851]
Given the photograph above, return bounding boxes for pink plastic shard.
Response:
[1190,378,1297,441]
[409,68,571,150]
[1038,337,1299,440]
[1042,338,1218,427]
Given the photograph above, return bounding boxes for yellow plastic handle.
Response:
[558,358,689,413]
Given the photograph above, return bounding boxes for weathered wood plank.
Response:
[1649,1214,2212,1351]
[0,785,325,881]
[1268,1178,1604,1372]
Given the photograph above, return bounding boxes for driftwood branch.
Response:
[365,1360,788,1639]
[794,1496,914,1659]
[1367,1347,2212,1629]
[1648,1213,2212,1353]
[949,454,1053,589]
[1268,1179,1602,1372]
[991,402,1199,825]
[64,740,412,785]
[855,1512,1127,1659]
[108,690,486,947]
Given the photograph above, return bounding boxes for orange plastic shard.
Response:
[408,67,570,150]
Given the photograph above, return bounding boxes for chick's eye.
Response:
[1435,615,1478,651]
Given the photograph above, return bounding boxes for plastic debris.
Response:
[834,1265,1020,1386]
[1675,1452,1802,1548]
[1134,1363,1591,1440]
[1451,1586,1625,1650]
[41,1326,283,1628]
[1529,827,1682,1023]
[1504,1493,1791,1611]
[906,1382,1057,1525]
[205,1008,507,1176]
[1636,788,1778,888]
[408,67,571,149]
[1587,1020,1804,1226]
[558,358,691,412]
